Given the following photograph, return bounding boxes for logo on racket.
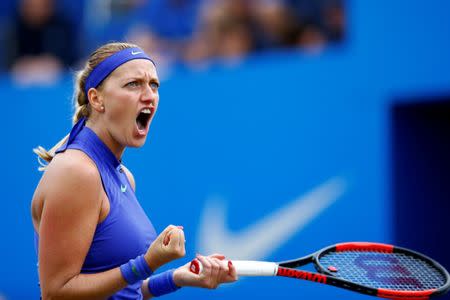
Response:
[354,254,423,288]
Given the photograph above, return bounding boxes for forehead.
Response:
[109,59,158,80]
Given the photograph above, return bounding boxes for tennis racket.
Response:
[190,242,450,299]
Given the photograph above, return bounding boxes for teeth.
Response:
[141,108,151,114]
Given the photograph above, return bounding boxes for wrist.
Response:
[144,252,161,272]
[148,269,181,297]
[172,268,184,287]
[120,254,153,285]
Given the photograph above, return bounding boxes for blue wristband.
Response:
[148,269,181,297]
[120,254,153,284]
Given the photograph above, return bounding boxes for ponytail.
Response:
[33,135,69,171]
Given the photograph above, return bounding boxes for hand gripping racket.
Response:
[190,242,450,299]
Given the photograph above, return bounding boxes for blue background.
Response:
[1,0,450,299]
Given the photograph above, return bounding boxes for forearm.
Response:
[41,267,128,300]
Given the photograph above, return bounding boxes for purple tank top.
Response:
[35,118,157,299]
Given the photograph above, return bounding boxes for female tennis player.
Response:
[31,42,237,300]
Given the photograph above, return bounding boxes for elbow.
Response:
[40,286,66,300]
[41,292,69,300]
[40,275,77,300]
[41,290,56,300]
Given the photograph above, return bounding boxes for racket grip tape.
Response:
[189,259,278,276]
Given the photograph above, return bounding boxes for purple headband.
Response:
[84,47,154,95]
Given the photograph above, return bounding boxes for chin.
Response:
[129,137,147,148]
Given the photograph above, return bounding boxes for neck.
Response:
[85,119,125,161]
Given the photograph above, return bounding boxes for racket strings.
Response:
[319,251,445,291]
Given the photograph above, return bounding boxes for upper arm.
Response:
[121,165,136,191]
[38,152,103,293]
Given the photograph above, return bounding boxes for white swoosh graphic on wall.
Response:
[197,176,347,260]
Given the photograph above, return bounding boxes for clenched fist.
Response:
[144,225,186,271]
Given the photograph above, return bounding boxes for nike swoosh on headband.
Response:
[197,176,347,260]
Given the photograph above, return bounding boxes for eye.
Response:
[150,81,160,90]
[126,80,140,88]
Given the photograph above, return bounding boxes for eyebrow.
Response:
[122,72,159,83]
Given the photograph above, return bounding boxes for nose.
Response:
[141,84,158,105]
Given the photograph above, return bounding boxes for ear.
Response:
[88,88,105,112]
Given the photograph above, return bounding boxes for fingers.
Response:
[163,226,186,259]
[162,225,183,246]
[196,255,218,289]
[205,254,236,281]
[181,254,239,289]
[226,260,238,282]
[205,255,238,283]
[209,253,226,260]
[195,255,211,276]
[210,258,221,288]
[168,227,185,248]
[160,224,178,236]
[194,255,234,288]
[145,225,186,271]
[189,258,202,274]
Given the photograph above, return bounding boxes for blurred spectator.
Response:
[252,0,299,50]
[180,0,343,64]
[197,0,256,61]
[321,2,346,42]
[216,17,255,61]
[295,21,327,54]
[2,0,346,78]
[5,0,78,85]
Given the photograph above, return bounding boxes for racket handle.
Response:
[189,259,278,276]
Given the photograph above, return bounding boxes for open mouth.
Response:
[136,108,152,131]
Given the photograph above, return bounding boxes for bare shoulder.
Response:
[46,150,101,190]
[32,149,104,231]
[39,150,102,211]
[121,164,136,191]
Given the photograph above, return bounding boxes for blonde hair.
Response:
[34,42,139,171]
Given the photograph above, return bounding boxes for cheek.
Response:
[110,104,132,121]
[106,100,136,143]
[106,94,135,122]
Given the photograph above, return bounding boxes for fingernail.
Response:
[228,261,233,267]
[177,226,184,229]
[163,232,171,246]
